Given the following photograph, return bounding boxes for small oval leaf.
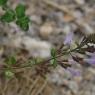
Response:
[16,16,30,31]
[5,56,16,65]
[51,48,56,57]
[5,70,14,78]
[1,9,15,22]
[15,4,26,18]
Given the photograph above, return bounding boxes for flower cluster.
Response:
[62,32,95,75]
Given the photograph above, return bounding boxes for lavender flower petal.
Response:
[64,32,74,45]
[84,57,95,65]
[67,67,81,76]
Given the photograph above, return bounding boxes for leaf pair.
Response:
[15,4,30,31]
[50,48,57,67]
[16,4,30,31]
[4,56,16,78]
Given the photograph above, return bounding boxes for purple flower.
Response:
[67,67,81,76]
[64,32,74,45]
[83,52,95,65]
[84,56,95,65]
[88,53,95,57]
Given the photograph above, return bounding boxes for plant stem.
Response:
[0,43,84,70]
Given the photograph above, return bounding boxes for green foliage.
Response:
[16,16,30,31]
[0,0,30,31]
[0,0,7,6]
[51,48,56,57]
[5,56,16,65]
[4,56,16,78]
[50,48,57,67]
[15,4,30,31]
[0,9,15,22]
[15,4,26,18]
[4,69,14,78]
[28,58,43,66]
[50,58,57,67]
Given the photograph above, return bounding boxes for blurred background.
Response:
[0,0,95,95]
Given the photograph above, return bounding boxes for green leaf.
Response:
[5,56,16,65]
[51,48,56,58]
[50,58,57,68]
[16,16,30,31]
[1,9,15,22]
[15,4,26,18]
[5,70,14,78]
[0,0,7,6]
[50,48,57,67]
